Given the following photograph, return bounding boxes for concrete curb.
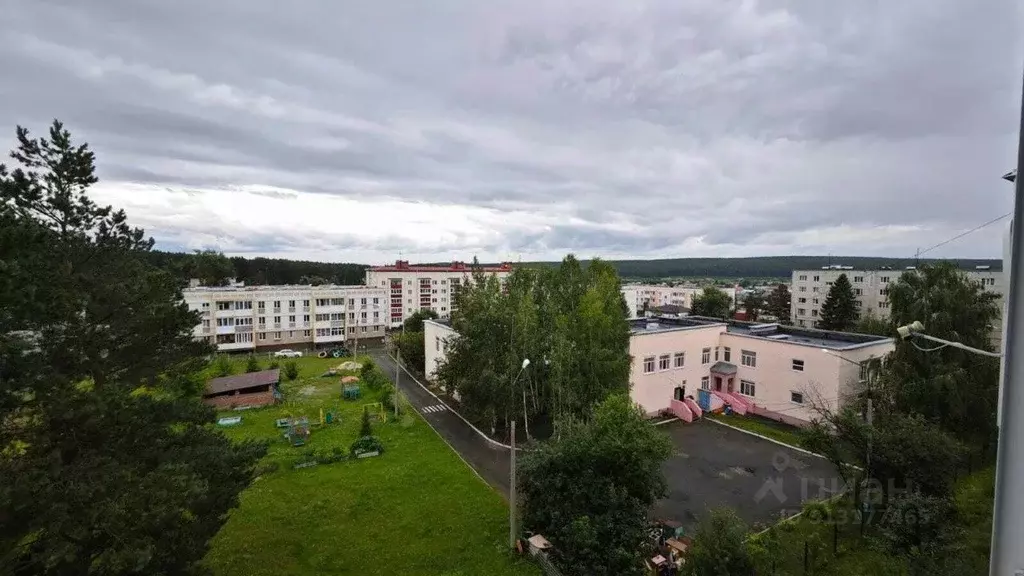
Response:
[386,353,533,452]
[652,418,680,426]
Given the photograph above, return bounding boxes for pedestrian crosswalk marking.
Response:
[421,404,448,414]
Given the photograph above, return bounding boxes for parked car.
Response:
[274,349,303,358]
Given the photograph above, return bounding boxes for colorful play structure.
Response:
[667,361,754,423]
[363,402,386,424]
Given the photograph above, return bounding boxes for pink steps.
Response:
[712,390,748,415]
[669,399,694,422]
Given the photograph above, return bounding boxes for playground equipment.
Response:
[363,402,386,423]
[342,384,361,400]
[283,416,311,447]
[217,416,242,426]
[317,346,350,359]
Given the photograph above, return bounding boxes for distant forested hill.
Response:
[151,251,1001,286]
[518,256,1002,279]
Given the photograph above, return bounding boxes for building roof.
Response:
[718,319,892,351]
[369,260,513,273]
[629,317,726,334]
[206,369,280,395]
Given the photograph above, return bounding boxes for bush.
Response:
[359,406,373,437]
[379,382,395,411]
[254,461,280,476]
[350,435,384,456]
[269,360,280,370]
[245,355,261,373]
[284,361,299,381]
[360,359,376,380]
[214,355,234,377]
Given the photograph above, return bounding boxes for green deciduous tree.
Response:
[855,309,892,336]
[214,354,234,377]
[765,283,792,324]
[878,262,1001,449]
[359,406,373,437]
[0,120,266,574]
[191,249,234,287]
[684,508,755,576]
[391,309,439,374]
[818,273,859,331]
[284,361,299,381]
[402,308,439,333]
[518,395,671,576]
[690,286,732,318]
[436,256,632,439]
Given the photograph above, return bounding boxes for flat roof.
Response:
[206,369,280,395]
[629,317,726,334]
[184,284,382,293]
[720,319,892,351]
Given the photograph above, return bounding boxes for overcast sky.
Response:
[2,0,1022,264]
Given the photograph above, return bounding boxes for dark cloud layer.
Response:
[1,0,1021,262]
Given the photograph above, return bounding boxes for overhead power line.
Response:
[914,212,1011,260]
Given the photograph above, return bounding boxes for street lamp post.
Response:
[509,358,530,550]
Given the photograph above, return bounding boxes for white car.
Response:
[273,349,303,359]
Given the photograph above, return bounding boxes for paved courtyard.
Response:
[655,419,844,530]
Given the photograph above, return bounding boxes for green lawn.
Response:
[706,412,805,448]
[202,355,539,576]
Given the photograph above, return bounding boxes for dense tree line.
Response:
[145,250,368,286]
[0,121,266,574]
[522,256,1000,279]
[436,255,632,440]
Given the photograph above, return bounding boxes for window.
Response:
[880,288,889,296]
[854,288,862,296]
[303,314,310,322]
[798,274,807,281]
[811,309,819,317]
[373,297,379,305]
[436,336,440,351]
[813,275,820,281]
[273,332,281,340]
[288,300,295,307]
[273,316,281,323]
[722,347,731,362]
[273,300,281,308]
[798,297,807,303]
[878,301,890,309]
[701,376,710,390]
[701,348,711,365]
[791,391,804,404]
[792,359,805,372]
[643,356,655,374]
[202,319,210,329]
[288,331,294,337]
[361,326,367,333]
[859,361,871,382]
[303,300,310,307]
[361,298,367,305]
[853,276,864,283]
[797,319,806,327]
[880,276,890,283]
[216,302,231,311]
[714,347,719,361]
[303,330,311,337]
[288,315,296,322]
[798,286,807,292]
[812,298,819,305]
[349,298,355,307]
[216,317,232,327]
[797,308,806,315]
[673,352,685,368]
[201,302,210,309]
[741,350,757,368]
[739,380,755,397]
[812,287,819,293]
[658,354,671,371]
[259,332,266,340]
[235,317,252,326]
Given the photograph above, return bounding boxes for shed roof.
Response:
[710,361,737,375]
[206,368,280,395]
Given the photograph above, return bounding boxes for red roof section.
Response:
[369,260,513,273]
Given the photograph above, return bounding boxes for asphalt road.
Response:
[369,351,513,496]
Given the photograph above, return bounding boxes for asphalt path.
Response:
[369,351,513,497]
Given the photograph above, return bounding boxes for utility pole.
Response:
[509,419,517,549]
[394,322,403,418]
[990,69,1024,576]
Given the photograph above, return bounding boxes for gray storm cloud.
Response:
[1,0,1021,262]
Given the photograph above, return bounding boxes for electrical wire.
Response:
[913,212,1011,260]
[911,339,949,353]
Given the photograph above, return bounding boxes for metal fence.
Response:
[531,552,565,576]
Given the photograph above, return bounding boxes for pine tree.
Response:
[765,284,792,324]
[0,121,266,574]
[359,406,374,437]
[818,274,858,331]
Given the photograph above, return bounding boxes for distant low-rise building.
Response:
[423,316,893,426]
[626,283,739,313]
[365,260,513,327]
[183,284,387,353]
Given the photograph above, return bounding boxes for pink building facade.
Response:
[630,318,893,425]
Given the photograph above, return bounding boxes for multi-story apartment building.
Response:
[364,260,513,326]
[627,283,739,313]
[184,284,387,353]
[790,265,1005,347]
[423,316,893,426]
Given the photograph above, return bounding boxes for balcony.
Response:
[272,308,282,314]
[273,323,281,329]
[236,325,253,333]
[288,307,296,313]
[216,325,235,335]
[288,322,296,329]
[331,320,344,328]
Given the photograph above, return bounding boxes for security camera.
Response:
[896,320,925,340]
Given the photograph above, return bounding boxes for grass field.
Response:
[201,355,539,576]
[706,412,805,448]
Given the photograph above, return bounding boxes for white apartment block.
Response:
[364,260,513,327]
[790,265,1005,347]
[627,283,739,312]
[184,284,387,353]
[424,316,894,426]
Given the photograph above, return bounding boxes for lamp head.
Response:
[896,320,925,340]
[521,358,531,369]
